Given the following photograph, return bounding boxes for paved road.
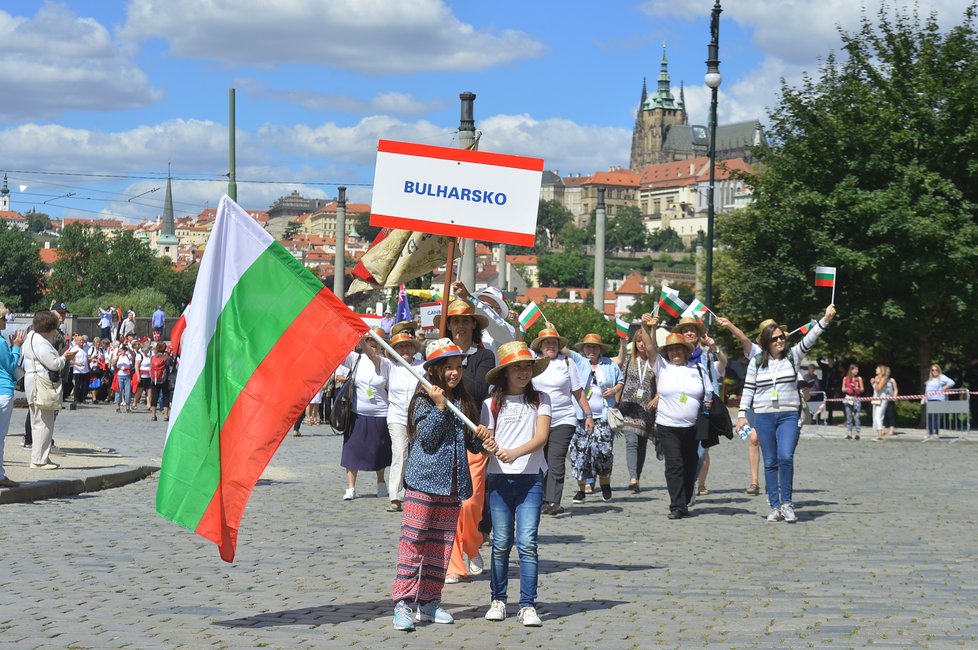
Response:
[1,404,976,649]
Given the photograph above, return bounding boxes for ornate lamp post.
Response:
[704,0,722,309]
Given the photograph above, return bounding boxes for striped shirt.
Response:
[738,320,828,418]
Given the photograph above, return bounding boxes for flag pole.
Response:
[439,239,456,338]
[366,328,479,433]
[652,286,661,317]
[831,280,836,307]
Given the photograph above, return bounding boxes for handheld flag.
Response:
[518,302,543,332]
[615,315,630,340]
[815,265,837,304]
[658,285,688,319]
[156,195,369,562]
[681,298,710,322]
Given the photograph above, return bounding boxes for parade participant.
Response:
[339,328,392,500]
[131,344,152,411]
[567,333,622,504]
[451,282,517,355]
[386,331,424,512]
[737,305,836,522]
[23,310,77,469]
[391,338,493,631]
[615,329,658,493]
[482,341,550,627]
[435,299,495,584]
[871,365,897,440]
[842,363,864,440]
[923,364,955,440]
[0,306,26,486]
[113,342,136,413]
[640,322,711,519]
[149,342,171,422]
[529,326,593,515]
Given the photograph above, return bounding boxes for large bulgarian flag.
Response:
[156,195,368,562]
[658,285,688,319]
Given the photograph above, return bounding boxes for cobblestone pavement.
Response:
[0,403,976,649]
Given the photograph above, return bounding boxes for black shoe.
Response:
[551,505,564,515]
[628,482,640,493]
[667,510,688,520]
[541,503,553,515]
[572,490,586,504]
[601,485,612,502]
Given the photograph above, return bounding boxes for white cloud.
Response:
[0,3,160,122]
[234,78,442,115]
[121,0,545,73]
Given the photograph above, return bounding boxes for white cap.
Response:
[476,286,508,319]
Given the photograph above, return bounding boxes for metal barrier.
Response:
[924,400,971,442]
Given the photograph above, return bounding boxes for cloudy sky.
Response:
[0,0,971,223]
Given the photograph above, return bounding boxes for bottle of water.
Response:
[738,423,752,440]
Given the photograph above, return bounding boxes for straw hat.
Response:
[476,286,509,319]
[660,332,694,355]
[672,316,706,338]
[423,337,465,369]
[433,299,489,330]
[486,341,550,386]
[391,320,418,338]
[370,327,387,340]
[755,318,778,343]
[529,325,568,352]
[390,331,423,354]
[574,332,610,353]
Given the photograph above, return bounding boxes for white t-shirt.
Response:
[70,345,90,374]
[386,361,422,426]
[531,355,582,428]
[481,392,552,475]
[584,363,612,419]
[342,352,391,417]
[653,356,704,428]
[114,353,133,377]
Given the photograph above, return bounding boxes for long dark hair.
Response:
[757,322,785,369]
[489,371,541,423]
[406,359,478,443]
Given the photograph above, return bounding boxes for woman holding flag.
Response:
[736,304,836,523]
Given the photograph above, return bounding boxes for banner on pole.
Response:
[370,139,545,247]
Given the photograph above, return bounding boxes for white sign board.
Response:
[419,302,442,329]
[370,139,544,247]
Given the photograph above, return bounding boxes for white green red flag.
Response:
[615,315,629,339]
[681,298,710,322]
[814,266,836,288]
[658,285,687,319]
[798,320,815,335]
[156,195,368,562]
[518,301,542,331]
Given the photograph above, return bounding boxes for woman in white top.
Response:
[481,340,550,628]
[871,365,898,440]
[23,310,77,469]
[530,326,593,515]
[339,329,392,500]
[113,343,136,413]
[385,330,423,512]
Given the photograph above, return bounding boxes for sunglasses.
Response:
[771,334,786,342]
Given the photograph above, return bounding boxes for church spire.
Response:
[649,42,676,109]
[0,174,9,211]
[678,81,686,111]
[158,161,178,248]
[640,76,648,109]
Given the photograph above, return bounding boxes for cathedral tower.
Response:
[629,44,688,170]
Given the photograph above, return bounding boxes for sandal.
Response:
[746,483,760,495]
[697,486,709,496]
[387,501,402,512]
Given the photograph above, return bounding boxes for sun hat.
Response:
[391,320,418,337]
[485,341,550,386]
[390,331,423,354]
[659,332,694,355]
[529,325,568,352]
[433,299,489,330]
[755,318,778,343]
[672,316,706,338]
[476,286,509,319]
[573,332,610,353]
[423,337,465,369]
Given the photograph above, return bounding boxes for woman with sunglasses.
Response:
[736,304,836,523]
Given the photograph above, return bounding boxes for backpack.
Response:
[150,354,167,384]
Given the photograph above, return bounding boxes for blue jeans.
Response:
[487,472,544,608]
[754,411,801,508]
[115,374,132,406]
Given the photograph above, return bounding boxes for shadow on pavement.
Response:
[537,559,659,576]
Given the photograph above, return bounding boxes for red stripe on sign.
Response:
[195,287,367,562]
[370,213,536,248]
[377,139,545,172]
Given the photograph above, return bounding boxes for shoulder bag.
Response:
[329,354,361,434]
[29,334,62,411]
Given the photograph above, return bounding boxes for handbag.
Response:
[606,407,625,431]
[329,354,361,433]
[29,335,62,410]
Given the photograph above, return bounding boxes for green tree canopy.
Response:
[0,220,43,310]
[537,250,592,287]
[354,212,382,242]
[521,302,619,356]
[25,211,51,233]
[716,3,978,384]
[607,206,649,252]
[648,226,685,252]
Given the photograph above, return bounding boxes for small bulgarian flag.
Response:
[815,266,836,288]
[518,301,542,331]
[682,298,710,322]
[615,315,629,339]
[799,320,815,335]
[658,285,688,319]
[156,195,368,562]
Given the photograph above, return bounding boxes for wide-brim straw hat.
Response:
[672,316,706,338]
[574,332,610,353]
[486,341,550,386]
[755,318,778,343]
[391,320,418,338]
[390,331,423,354]
[529,325,568,352]
[423,337,465,369]
[433,299,489,330]
[659,332,694,355]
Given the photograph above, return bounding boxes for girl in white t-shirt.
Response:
[480,341,551,628]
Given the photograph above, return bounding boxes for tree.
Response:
[24,211,51,233]
[536,199,573,250]
[715,3,978,386]
[648,227,685,252]
[354,212,382,242]
[558,222,589,250]
[282,220,301,241]
[537,250,592,287]
[521,302,619,355]
[607,206,649,252]
[0,220,43,310]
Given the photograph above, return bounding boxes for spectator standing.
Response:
[23,310,78,469]
[98,306,113,341]
[871,365,898,440]
[0,305,27,486]
[120,312,136,340]
[151,306,166,341]
[842,364,864,440]
[922,364,956,440]
[68,333,91,404]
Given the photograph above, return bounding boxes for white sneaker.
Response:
[517,606,542,627]
[485,600,506,621]
[376,482,388,498]
[780,503,798,523]
[343,488,355,500]
[766,507,784,522]
[467,551,484,576]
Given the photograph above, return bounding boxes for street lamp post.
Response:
[704,0,722,310]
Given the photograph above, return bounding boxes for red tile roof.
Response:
[583,170,641,188]
[506,254,538,265]
[39,248,60,265]
[617,271,647,295]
